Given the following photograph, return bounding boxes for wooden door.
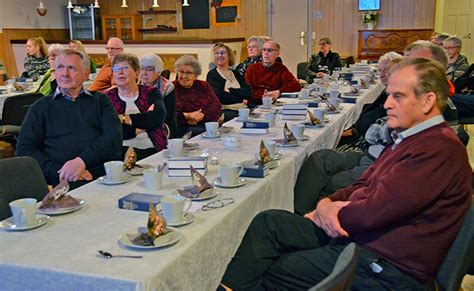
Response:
[443,0,474,62]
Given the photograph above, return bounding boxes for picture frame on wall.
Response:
[358,0,381,11]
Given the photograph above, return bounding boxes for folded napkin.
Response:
[349,86,359,94]
[124,146,142,171]
[307,109,322,126]
[283,123,297,144]
[177,166,213,198]
[259,140,271,164]
[129,204,169,246]
[39,180,79,210]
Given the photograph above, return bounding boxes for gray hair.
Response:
[247,36,265,50]
[174,55,202,76]
[139,53,163,73]
[48,43,64,55]
[55,49,90,72]
[444,36,462,49]
[434,33,450,44]
[404,40,448,68]
[379,51,402,63]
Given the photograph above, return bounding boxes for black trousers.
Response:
[222,210,429,291]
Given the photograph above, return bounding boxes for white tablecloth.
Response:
[0,83,383,290]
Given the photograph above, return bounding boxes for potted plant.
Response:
[361,10,379,30]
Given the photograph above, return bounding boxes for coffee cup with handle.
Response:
[168,138,184,157]
[9,198,37,227]
[205,122,219,137]
[161,194,192,224]
[104,161,124,182]
[219,163,243,186]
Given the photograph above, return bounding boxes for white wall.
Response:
[0,0,69,32]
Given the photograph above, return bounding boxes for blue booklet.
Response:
[118,192,162,212]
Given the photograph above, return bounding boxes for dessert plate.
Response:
[213,177,247,188]
[126,164,153,176]
[179,188,220,201]
[36,198,86,215]
[97,174,132,185]
[0,214,50,231]
[119,229,181,250]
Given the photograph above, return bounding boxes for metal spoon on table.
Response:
[98,250,143,259]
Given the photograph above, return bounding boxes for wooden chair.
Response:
[309,243,360,291]
[0,156,49,220]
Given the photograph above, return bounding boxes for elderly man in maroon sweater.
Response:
[220,58,472,290]
[245,41,301,107]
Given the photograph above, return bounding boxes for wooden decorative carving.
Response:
[358,29,433,60]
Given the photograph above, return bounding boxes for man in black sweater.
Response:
[16,49,122,189]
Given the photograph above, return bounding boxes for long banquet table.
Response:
[0,83,383,290]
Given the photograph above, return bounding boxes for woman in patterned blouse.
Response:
[23,37,49,80]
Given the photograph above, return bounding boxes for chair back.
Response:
[297,62,309,80]
[309,242,360,291]
[161,69,171,80]
[435,201,474,291]
[0,156,49,220]
[1,92,43,126]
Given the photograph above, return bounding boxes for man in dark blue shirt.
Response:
[17,49,122,188]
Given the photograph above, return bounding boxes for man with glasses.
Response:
[307,37,342,84]
[88,37,124,92]
[245,41,300,107]
[17,49,122,189]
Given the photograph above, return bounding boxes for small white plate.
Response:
[180,188,220,201]
[273,139,299,147]
[183,142,200,150]
[303,122,325,129]
[265,160,280,169]
[37,198,86,216]
[297,135,310,141]
[119,229,181,249]
[217,126,233,133]
[1,214,50,231]
[126,164,153,176]
[201,132,221,139]
[213,177,247,188]
[167,213,195,227]
[97,174,132,185]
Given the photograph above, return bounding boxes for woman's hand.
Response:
[184,109,204,125]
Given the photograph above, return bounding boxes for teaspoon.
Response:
[98,250,143,259]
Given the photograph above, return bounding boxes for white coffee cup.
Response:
[319,87,328,95]
[262,97,273,109]
[264,113,277,127]
[161,195,192,224]
[328,97,341,108]
[238,108,250,121]
[329,89,340,99]
[263,140,277,157]
[143,168,164,191]
[291,124,305,140]
[168,138,184,157]
[104,161,124,182]
[205,122,219,137]
[9,198,37,227]
[223,135,242,150]
[312,108,326,121]
[219,163,243,186]
[299,88,310,99]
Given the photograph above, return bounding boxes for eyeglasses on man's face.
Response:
[262,48,278,53]
[105,47,123,51]
[140,67,156,72]
[112,66,131,73]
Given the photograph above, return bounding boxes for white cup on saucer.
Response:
[329,89,340,99]
[143,168,164,191]
[9,198,37,227]
[264,113,277,127]
[223,135,242,150]
[238,108,250,121]
[104,161,124,182]
[219,163,243,186]
[299,88,310,99]
[263,140,277,157]
[312,108,326,121]
[319,87,328,95]
[291,124,305,139]
[328,97,341,108]
[168,138,184,157]
[161,195,192,224]
[205,122,219,137]
[262,97,273,109]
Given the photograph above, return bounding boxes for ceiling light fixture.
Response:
[183,0,190,7]
[152,0,159,8]
[67,0,73,9]
[121,0,128,8]
[94,0,100,8]
[37,1,47,16]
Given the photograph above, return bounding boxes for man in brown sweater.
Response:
[88,37,124,92]
[220,58,472,290]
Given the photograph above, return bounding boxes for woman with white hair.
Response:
[443,36,470,81]
[139,53,177,138]
[36,43,64,96]
[173,55,222,137]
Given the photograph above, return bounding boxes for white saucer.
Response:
[126,164,153,176]
[213,177,247,188]
[273,139,299,147]
[167,213,195,227]
[297,135,310,141]
[202,132,221,139]
[303,122,325,129]
[97,174,132,185]
[265,160,280,169]
[1,214,50,231]
[37,198,86,216]
[119,229,181,249]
